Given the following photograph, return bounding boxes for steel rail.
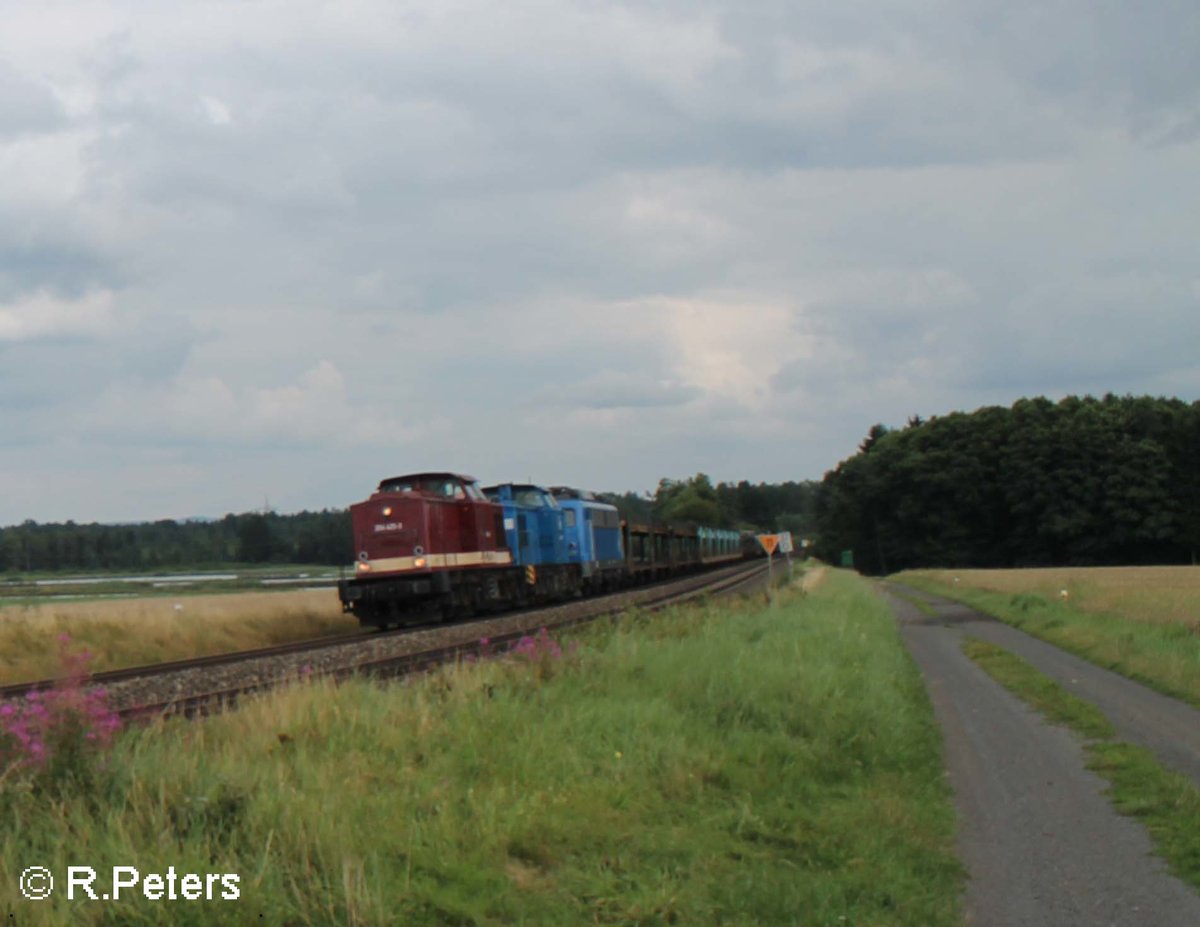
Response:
[0,627,390,701]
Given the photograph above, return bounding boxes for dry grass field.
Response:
[906,566,1200,628]
[0,588,358,686]
[896,565,1200,707]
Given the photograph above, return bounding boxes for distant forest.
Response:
[601,475,817,537]
[814,395,1200,573]
[0,477,817,574]
[0,512,352,574]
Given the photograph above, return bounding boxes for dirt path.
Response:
[884,589,1200,926]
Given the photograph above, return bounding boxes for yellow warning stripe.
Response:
[363,550,514,573]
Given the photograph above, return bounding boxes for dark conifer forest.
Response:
[814,395,1200,573]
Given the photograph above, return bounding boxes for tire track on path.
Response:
[884,590,1200,926]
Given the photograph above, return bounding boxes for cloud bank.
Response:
[0,0,1196,523]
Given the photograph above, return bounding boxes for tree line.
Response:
[0,511,351,574]
[814,395,1200,574]
[0,477,819,574]
[601,475,818,537]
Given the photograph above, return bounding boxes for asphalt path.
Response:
[883,587,1200,926]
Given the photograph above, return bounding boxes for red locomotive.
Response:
[337,472,516,624]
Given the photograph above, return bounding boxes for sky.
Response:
[1,0,1198,525]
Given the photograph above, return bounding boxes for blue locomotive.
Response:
[481,483,579,601]
[549,487,626,593]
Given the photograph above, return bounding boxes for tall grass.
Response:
[0,590,357,686]
[2,571,961,926]
[896,570,1200,707]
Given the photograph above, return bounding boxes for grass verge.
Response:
[3,571,962,926]
[961,639,1114,739]
[964,638,1200,890]
[897,573,1200,709]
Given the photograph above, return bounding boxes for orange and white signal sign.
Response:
[757,534,779,555]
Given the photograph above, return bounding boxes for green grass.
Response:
[961,639,1115,739]
[3,571,962,926]
[964,638,1200,891]
[897,574,1200,709]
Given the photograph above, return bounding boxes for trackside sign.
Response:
[757,534,779,555]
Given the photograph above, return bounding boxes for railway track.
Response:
[0,627,386,701]
[5,560,770,722]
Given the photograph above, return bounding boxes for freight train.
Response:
[336,471,744,628]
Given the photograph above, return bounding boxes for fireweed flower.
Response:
[0,642,122,782]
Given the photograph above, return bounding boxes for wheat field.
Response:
[906,566,1200,627]
[0,588,358,686]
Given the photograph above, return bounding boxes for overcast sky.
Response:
[1,0,1197,524]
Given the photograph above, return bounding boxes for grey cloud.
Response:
[0,314,193,410]
[947,272,1200,395]
[959,1,1200,143]
[0,242,124,302]
[0,62,65,138]
[547,372,702,411]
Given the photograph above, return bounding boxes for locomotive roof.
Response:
[377,471,477,487]
[549,486,598,501]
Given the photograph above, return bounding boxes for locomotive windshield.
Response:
[378,475,472,499]
[514,488,558,508]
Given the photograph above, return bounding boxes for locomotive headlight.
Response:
[382,506,393,517]
[356,561,372,574]
[413,557,427,568]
